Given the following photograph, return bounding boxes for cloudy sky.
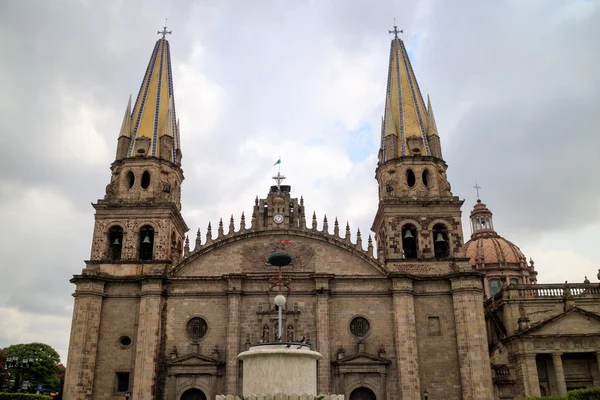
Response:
[0,0,598,363]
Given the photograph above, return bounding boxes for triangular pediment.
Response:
[519,307,600,337]
[170,232,387,277]
[333,352,391,366]
[168,353,221,366]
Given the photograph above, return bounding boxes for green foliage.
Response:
[3,343,61,392]
[568,386,600,400]
[0,394,52,400]
[517,386,600,400]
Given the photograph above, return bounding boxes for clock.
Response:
[273,214,284,224]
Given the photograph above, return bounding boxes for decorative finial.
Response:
[389,20,403,39]
[158,19,172,39]
[473,182,482,200]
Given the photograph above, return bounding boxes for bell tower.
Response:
[371,27,465,266]
[90,27,188,268]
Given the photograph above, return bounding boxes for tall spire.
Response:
[380,29,440,161]
[124,26,181,163]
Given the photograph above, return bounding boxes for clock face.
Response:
[274,214,284,224]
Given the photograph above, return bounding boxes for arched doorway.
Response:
[350,387,376,400]
[180,388,207,400]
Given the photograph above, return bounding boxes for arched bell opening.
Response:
[433,223,450,258]
[108,226,123,261]
[401,224,418,259]
[139,225,154,260]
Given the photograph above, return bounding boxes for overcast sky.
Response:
[0,0,598,364]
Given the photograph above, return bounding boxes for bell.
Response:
[435,233,445,242]
[403,230,414,239]
[142,235,151,244]
[113,237,121,246]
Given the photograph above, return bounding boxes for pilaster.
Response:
[225,275,243,394]
[519,354,541,397]
[450,276,494,400]
[314,275,332,394]
[132,279,163,400]
[391,277,420,400]
[63,280,105,400]
[552,352,567,395]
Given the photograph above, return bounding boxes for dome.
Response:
[464,199,526,267]
[464,235,526,266]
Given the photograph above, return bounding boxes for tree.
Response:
[3,342,61,393]
[0,348,7,390]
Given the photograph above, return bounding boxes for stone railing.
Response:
[216,395,344,400]
[485,283,600,305]
[492,365,512,382]
[516,283,600,298]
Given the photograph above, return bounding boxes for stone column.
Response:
[391,277,421,400]
[518,354,541,397]
[552,352,568,395]
[450,276,494,400]
[314,275,332,394]
[225,275,243,394]
[63,279,105,400]
[132,279,163,400]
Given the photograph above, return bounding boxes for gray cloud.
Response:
[0,0,598,362]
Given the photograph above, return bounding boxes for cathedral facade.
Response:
[63,30,499,400]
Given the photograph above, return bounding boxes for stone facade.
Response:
[63,33,501,400]
[486,283,600,399]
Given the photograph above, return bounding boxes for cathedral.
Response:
[63,28,600,400]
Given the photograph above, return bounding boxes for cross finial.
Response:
[272,172,286,189]
[473,182,482,200]
[389,19,403,39]
[158,19,172,39]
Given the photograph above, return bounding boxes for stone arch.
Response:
[347,383,378,400]
[132,221,159,260]
[399,219,422,259]
[177,383,209,400]
[102,221,127,260]
[428,219,453,258]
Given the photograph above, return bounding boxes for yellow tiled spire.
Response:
[125,27,180,162]
[381,27,439,160]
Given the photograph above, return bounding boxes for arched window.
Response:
[401,224,418,259]
[406,169,416,188]
[139,225,154,260]
[141,171,151,189]
[422,169,430,188]
[489,279,501,296]
[108,226,123,261]
[433,223,450,258]
[126,171,135,189]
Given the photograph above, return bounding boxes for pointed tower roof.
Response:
[124,27,180,162]
[381,27,438,159]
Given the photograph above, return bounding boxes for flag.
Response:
[279,239,291,245]
[273,158,281,166]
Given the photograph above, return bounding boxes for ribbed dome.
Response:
[464,235,526,266]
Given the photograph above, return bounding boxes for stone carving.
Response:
[104,171,119,199]
[436,165,451,194]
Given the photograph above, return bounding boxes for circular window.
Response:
[141,171,151,189]
[118,335,132,348]
[406,169,416,187]
[349,316,371,338]
[187,317,208,341]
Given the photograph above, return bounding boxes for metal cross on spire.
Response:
[272,156,286,190]
[389,19,403,39]
[473,182,482,200]
[158,19,172,39]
